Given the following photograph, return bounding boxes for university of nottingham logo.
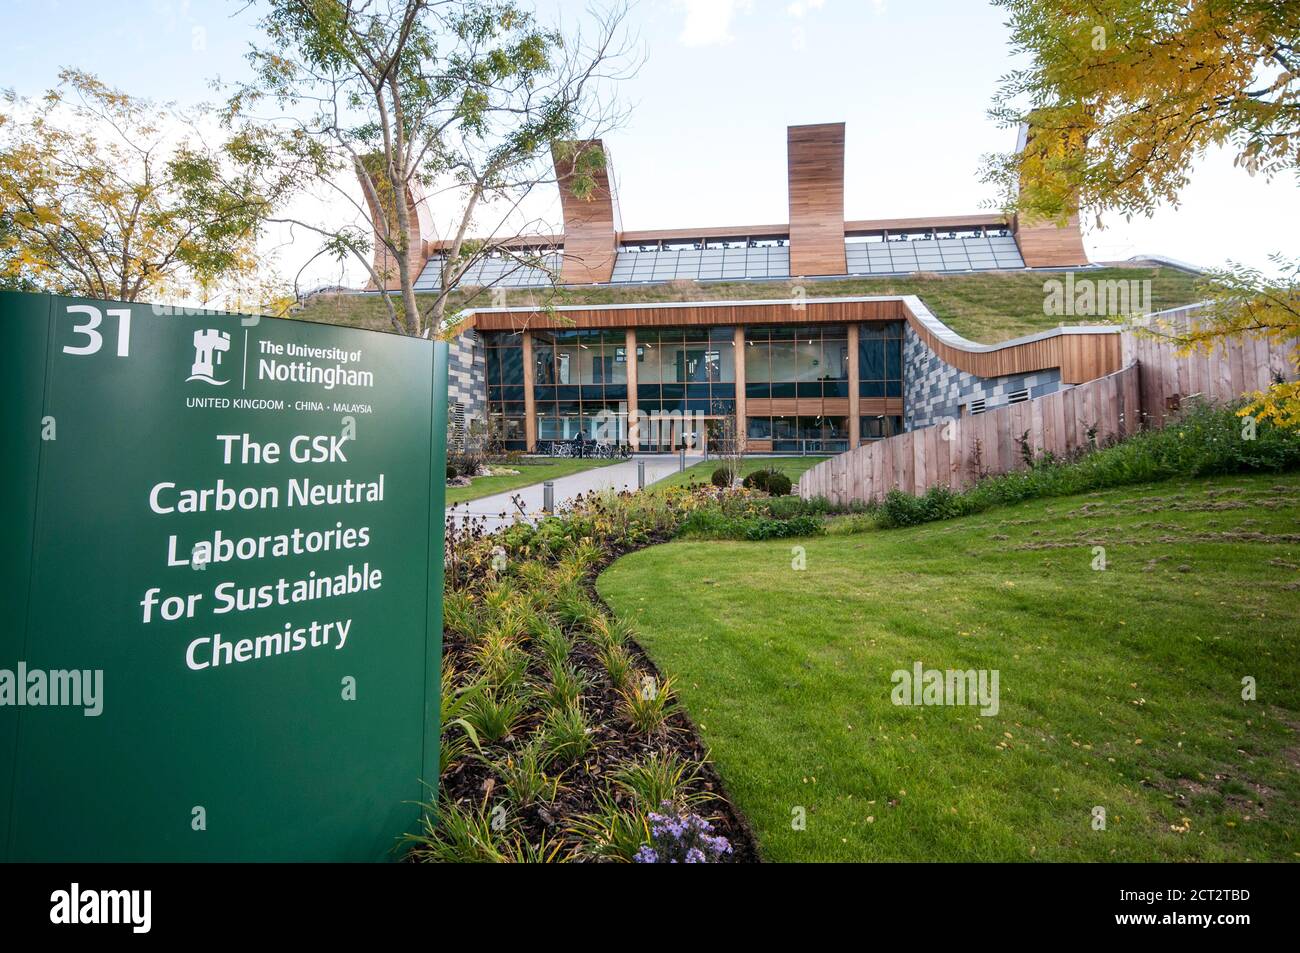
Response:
[188,328,231,385]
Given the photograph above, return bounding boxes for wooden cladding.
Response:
[801,313,1297,507]
[554,140,621,284]
[907,318,1122,385]
[359,178,425,292]
[788,123,847,276]
[745,397,901,417]
[469,298,908,331]
[747,398,850,417]
[800,365,1143,506]
[1011,211,1089,268]
[470,295,1129,391]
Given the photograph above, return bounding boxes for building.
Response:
[377,122,1119,453]
[450,294,1120,453]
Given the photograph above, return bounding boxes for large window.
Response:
[744,324,849,399]
[636,326,736,416]
[858,322,905,398]
[483,331,527,450]
[860,415,903,440]
[746,414,849,451]
[532,328,629,444]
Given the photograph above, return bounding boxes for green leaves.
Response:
[228,0,629,336]
[0,70,295,302]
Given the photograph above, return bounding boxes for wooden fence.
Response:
[1121,305,1295,428]
[799,364,1140,506]
[800,309,1296,506]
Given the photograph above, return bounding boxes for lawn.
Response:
[297,266,1203,345]
[597,472,1300,862]
[445,457,617,505]
[652,455,830,491]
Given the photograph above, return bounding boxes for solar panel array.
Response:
[414,252,561,291]
[413,235,1026,288]
[843,235,1025,274]
[609,245,791,282]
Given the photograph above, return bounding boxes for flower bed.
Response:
[411,485,776,862]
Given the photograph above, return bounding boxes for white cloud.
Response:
[676,0,752,47]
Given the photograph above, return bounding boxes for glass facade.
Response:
[481,321,906,453]
[860,415,904,440]
[635,326,736,452]
[484,331,527,450]
[743,324,849,399]
[747,414,851,453]
[531,328,629,443]
[858,321,905,398]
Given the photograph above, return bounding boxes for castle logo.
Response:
[188,328,231,385]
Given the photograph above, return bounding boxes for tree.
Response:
[982,0,1299,223]
[0,209,41,292]
[982,0,1300,423]
[708,399,745,486]
[1168,257,1300,428]
[225,0,633,338]
[0,69,298,304]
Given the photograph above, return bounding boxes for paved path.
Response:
[448,454,705,532]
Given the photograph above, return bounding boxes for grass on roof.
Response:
[295,265,1205,345]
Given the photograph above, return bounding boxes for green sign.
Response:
[1,292,446,861]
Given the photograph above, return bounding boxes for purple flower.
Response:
[635,806,733,863]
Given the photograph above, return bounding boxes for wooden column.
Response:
[554,139,621,283]
[787,123,847,276]
[624,327,638,451]
[522,330,537,452]
[847,323,860,449]
[733,326,747,452]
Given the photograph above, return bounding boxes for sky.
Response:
[2,0,1296,290]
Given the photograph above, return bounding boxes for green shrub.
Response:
[765,472,793,496]
[611,751,710,811]
[494,741,562,809]
[540,659,591,711]
[541,702,595,766]
[446,463,458,481]
[678,503,826,541]
[617,675,679,736]
[597,642,636,691]
[767,495,829,518]
[742,469,770,491]
[568,794,653,862]
[711,466,733,487]
[462,689,529,745]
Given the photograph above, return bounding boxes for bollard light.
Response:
[637,459,646,489]
[543,480,554,513]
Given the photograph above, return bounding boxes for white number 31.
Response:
[63,305,132,357]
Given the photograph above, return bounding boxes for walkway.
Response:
[447,454,704,532]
